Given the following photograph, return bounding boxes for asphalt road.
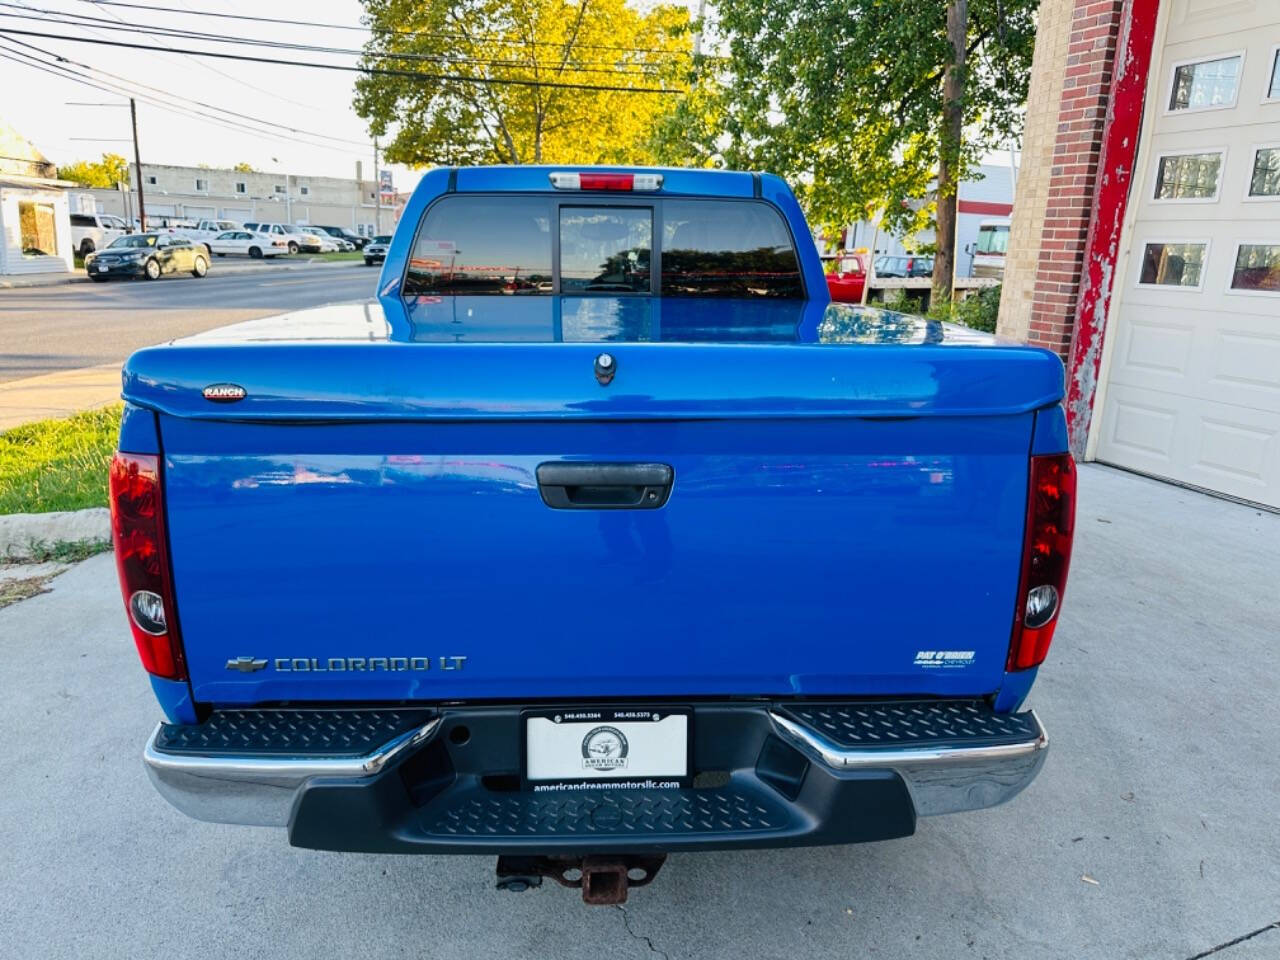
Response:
[0,264,379,383]
[1,464,1278,959]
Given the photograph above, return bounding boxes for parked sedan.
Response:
[315,225,366,250]
[85,233,209,281]
[207,230,290,259]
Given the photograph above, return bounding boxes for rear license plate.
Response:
[524,707,691,790]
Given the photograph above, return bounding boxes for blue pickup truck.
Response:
[112,166,1075,904]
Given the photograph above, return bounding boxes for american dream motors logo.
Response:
[581,726,629,770]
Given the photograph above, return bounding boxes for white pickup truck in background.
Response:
[70,212,131,256]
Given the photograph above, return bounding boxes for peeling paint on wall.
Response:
[1065,0,1161,457]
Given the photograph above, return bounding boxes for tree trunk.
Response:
[933,0,967,308]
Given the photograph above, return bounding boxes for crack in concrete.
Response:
[615,904,671,960]
[1185,920,1280,959]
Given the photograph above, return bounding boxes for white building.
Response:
[0,120,75,278]
[87,161,402,236]
[830,161,1018,276]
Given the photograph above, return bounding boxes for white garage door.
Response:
[220,208,252,221]
[184,206,216,220]
[1096,0,1280,507]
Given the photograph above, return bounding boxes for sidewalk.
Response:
[0,364,121,431]
[0,257,363,289]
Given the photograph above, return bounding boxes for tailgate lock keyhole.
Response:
[594,353,616,386]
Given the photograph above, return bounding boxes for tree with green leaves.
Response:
[354,0,693,167]
[56,152,129,188]
[655,0,1037,304]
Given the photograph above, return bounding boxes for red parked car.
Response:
[824,252,869,302]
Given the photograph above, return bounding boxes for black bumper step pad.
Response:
[425,786,788,839]
[775,699,1039,751]
[154,708,433,758]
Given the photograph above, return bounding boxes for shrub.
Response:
[935,284,1002,332]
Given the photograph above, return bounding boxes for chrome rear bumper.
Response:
[768,709,1048,816]
[143,718,440,826]
[142,702,1048,838]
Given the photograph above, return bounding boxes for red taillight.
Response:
[1007,453,1077,671]
[110,452,186,680]
[548,172,663,191]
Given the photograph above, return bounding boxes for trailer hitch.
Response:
[495,854,667,904]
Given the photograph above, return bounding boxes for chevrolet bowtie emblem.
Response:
[226,656,268,673]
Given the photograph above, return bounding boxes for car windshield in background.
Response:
[976,227,1009,254]
[374,235,392,244]
[107,235,158,249]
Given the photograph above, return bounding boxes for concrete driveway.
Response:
[1,464,1276,959]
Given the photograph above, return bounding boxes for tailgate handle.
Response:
[536,462,673,510]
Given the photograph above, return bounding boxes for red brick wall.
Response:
[1027,0,1127,359]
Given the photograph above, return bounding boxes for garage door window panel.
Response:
[1152,150,1225,202]
[1227,244,1280,296]
[1246,146,1280,199]
[1167,53,1243,113]
[1137,242,1209,291]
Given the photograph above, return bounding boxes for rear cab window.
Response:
[404,196,551,295]
[402,195,801,302]
[660,200,801,298]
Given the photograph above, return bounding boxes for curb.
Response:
[0,508,110,559]
[0,258,365,289]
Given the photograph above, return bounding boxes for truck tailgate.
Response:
[130,340,1060,706]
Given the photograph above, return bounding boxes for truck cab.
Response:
[823,250,869,302]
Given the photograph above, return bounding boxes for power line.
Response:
[76,0,334,114]
[5,32,372,146]
[3,34,372,148]
[0,40,380,153]
[0,26,682,92]
[0,5,674,75]
[81,0,700,57]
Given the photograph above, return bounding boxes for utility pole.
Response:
[129,97,147,230]
[933,0,967,308]
[373,137,381,234]
[65,100,142,228]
